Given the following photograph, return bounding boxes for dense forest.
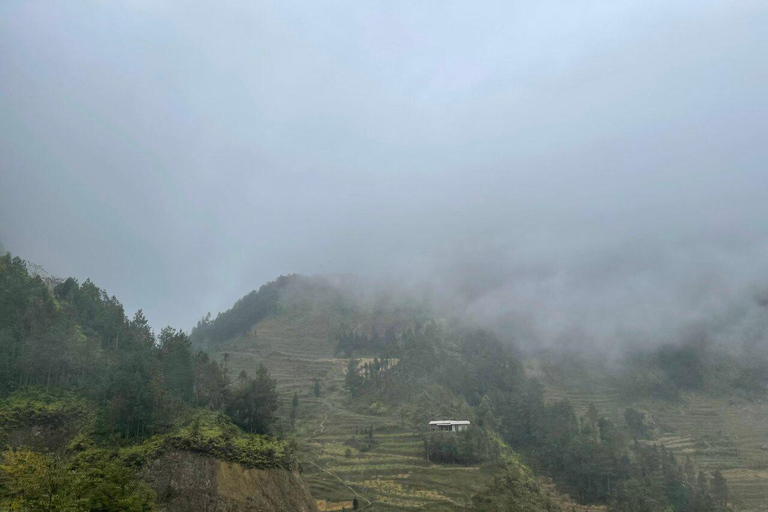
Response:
[0,254,287,511]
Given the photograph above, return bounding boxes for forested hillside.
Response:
[190,274,429,358]
[0,254,304,511]
[195,278,736,512]
[536,344,768,512]
[1,259,757,511]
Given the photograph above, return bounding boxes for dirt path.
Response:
[310,398,342,437]
[312,413,328,436]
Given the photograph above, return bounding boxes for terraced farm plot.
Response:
[218,338,521,511]
[542,376,768,511]
[221,347,594,511]
[213,315,621,511]
[225,315,339,360]
[301,411,492,512]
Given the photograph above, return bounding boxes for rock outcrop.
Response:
[146,451,318,512]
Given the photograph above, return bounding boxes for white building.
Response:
[429,420,470,432]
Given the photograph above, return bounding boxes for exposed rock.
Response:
[145,451,318,512]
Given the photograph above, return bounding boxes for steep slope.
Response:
[0,390,318,512]
[191,274,427,356]
[146,451,317,512]
[197,278,582,511]
[216,349,564,512]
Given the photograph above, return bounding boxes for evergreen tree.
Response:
[290,391,299,429]
[476,395,497,430]
[586,402,599,426]
[624,407,647,440]
[345,359,363,394]
[226,364,279,434]
[129,309,155,349]
[711,470,728,508]
[383,326,399,357]
[158,327,195,404]
[193,352,229,410]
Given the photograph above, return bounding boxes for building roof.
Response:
[428,420,471,425]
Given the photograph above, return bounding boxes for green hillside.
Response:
[193,277,566,511]
[197,276,732,512]
[210,345,565,512]
[538,352,768,512]
[0,254,294,511]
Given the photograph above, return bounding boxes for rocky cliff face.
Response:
[146,451,318,512]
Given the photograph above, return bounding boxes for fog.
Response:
[1,1,767,350]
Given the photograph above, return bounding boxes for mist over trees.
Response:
[2,1,765,510]
[190,276,292,349]
[340,322,730,511]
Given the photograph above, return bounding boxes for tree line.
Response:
[0,253,280,438]
[189,276,295,349]
[336,327,400,357]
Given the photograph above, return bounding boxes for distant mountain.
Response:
[190,274,430,356]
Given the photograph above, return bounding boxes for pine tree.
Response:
[344,359,363,394]
[586,403,599,426]
[290,391,299,429]
[226,364,279,434]
[476,395,497,430]
[314,379,321,397]
[711,470,728,508]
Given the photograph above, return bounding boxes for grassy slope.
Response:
[211,302,595,512]
[215,313,493,511]
[537,363,768,512]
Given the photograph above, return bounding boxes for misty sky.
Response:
[2,1,767,347]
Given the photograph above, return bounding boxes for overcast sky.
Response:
[1,1,767,347]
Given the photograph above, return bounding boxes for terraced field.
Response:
[540,375,768,512]
[218,343,491,511]
[209,307,768,511]
[213,314,595,511]
[224,349,600,511]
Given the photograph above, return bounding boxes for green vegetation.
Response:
[341,323,730,511]
[471,464,559,512]
[0,254,290,509]
[202,278,740,511]
[336,327,399,357]
[190,276,290,349]
[0,388,91,438]
[154,411,291,469]
[538,342,768,510]
[4,260,754,511]
[619,339,768,401]
[0,448,157,512]
[424,427,499,465]
[226,365,280,435]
